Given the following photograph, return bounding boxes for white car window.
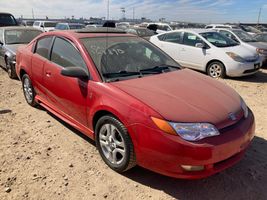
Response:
[183,32,204,47]
[164,32,182,44]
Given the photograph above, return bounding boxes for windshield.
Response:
[44,22,57,27]
[0,14,17,26]
[5,29,42,44]
[232,30,257,42]
[200,32,239,47]
[81,36,180,81]
[69,24,85,29]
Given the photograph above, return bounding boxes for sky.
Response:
[0,0,267,23]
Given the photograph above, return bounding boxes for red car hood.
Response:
[111,69,242,129]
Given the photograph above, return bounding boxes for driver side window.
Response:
[183,32,204,47]
[51,37,87,70]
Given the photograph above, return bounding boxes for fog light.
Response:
[181,165,205,172]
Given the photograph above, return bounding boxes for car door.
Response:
[43,36,89,126]
[179,32,208,70]
[31,36,54,100]
[157,32,183,62]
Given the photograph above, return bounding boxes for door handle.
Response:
[45,71,51,77]
[181,48,186,51]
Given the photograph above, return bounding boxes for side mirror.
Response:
[61,67,89,79]
[40,25,44,28]
[195,43,205,48]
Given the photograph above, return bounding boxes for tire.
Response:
[6,60,17,79]
[207,61,226,78]
[95,115,136,172]
[22,74,38,107]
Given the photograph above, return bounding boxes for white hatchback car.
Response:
[150,29,261,78]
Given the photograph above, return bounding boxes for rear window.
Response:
[5,29,42,44]
[0,14,17,26]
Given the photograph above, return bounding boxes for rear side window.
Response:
[163,32,182,44]
[183,32,204,47]
[51,37,87,69]
[35,37,53,59]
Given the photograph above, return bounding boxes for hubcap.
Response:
[209,64,222,78]
[99,124,126,165]
[23,78,33,103]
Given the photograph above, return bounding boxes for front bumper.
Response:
[129,110,255,179]
[226,58,262,77]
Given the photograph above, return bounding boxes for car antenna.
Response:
[105,0,110,72]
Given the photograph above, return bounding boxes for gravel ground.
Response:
[0,67,267,200]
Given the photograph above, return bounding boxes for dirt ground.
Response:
[0,67,267,200]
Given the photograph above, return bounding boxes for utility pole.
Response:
[32,8,35,19]
[133,7,135,22]
[257,7,262,27]
[107,0,110,20]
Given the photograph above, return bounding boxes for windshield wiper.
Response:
[140,64,180,73]
[103,71,141,78]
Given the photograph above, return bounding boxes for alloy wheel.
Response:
[99,124,126,165]
[23,77,33,103]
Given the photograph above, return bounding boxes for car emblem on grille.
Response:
[228,112,237,121]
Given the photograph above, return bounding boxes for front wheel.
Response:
[6,60,17,79]
[22,74,38,107]
[207,62,226,78]
[95,115,136,172]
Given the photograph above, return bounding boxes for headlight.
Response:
[226,52,245,62]
[151,117,220,141]
[256,48,267,55]
[241,98,248,118]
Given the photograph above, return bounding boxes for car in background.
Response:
[146,23,172,34]
[86,24,102,28]
[21,20,35,27]
[33,21,58,32]
[215,28,267,65]
[254,33,267,43]
[116,22,130,30]
[205,24,239,29]
[0,13,18,27]
[239,25,261,35]
[55,23,85,30]
[16,28,255,179]
[125,27,155,40]
[150,29,261,78]
[0,26,42,78]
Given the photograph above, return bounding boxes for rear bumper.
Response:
[129,110,255,179]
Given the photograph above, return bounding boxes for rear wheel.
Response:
[207,61,226,78]
[22,74,38,107]
[95,115,136,172]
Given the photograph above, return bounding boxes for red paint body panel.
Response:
[15,30,255,179]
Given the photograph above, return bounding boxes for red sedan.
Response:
[16,28,255,179]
